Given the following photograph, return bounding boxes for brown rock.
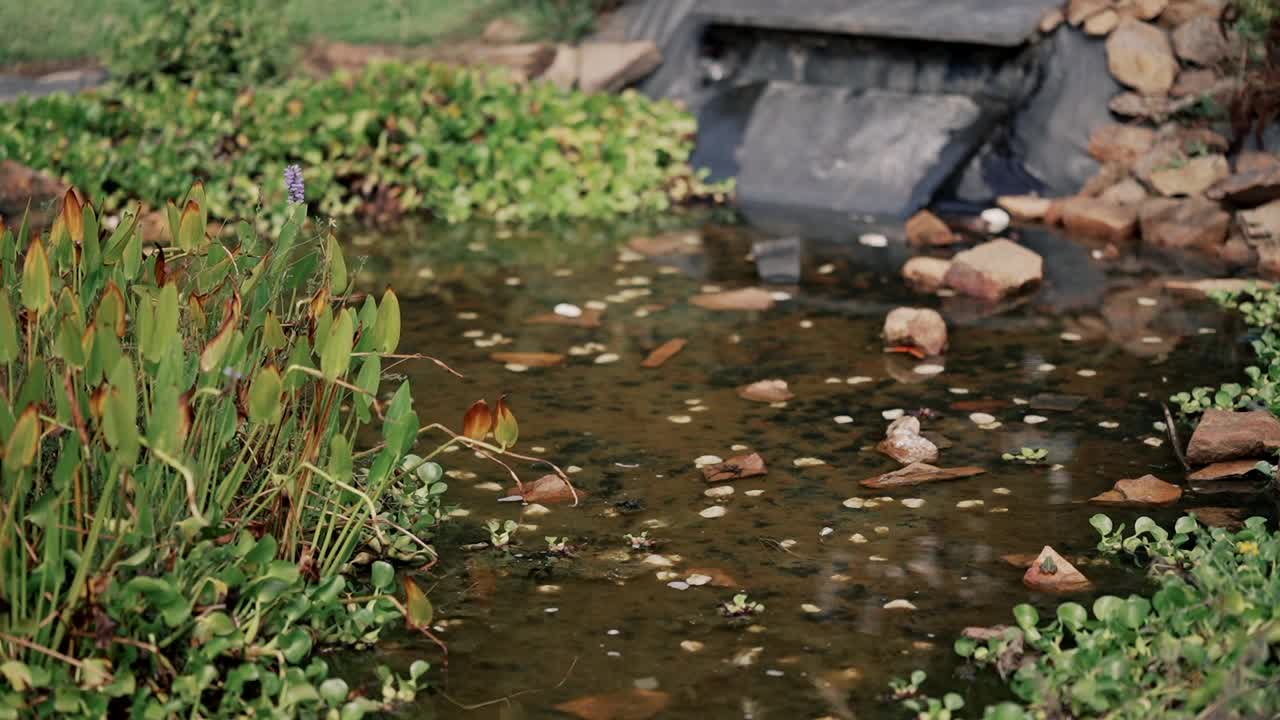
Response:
[1161,0,1227,25]
[876,416,940,465]
[883,307,948,356]
[1089,124,1157,165]
[423,43,555,82]
[139,209,170,245]
[541,44,579,90]
[737,379,793,403]
[1162,277,1273,297]
[1189,506,1247,530]
[1207,165,1280,208]
[1240,199,1280,246]
[1219,235,1259,267]
[1090,474,1183,506]
[943,239,1044,301]
[1040,7,1066,32]
[1134,126,1230,182]
[512,474,585,504]
[1133,0,1169,20]
[1188,459,1268,481]
[1149,154,1229,197]
[1081,163,1133,197]
[1023,546,1092,592]
[690,287,775,311]
[489,352,566,367]
[577,41,662,93]
[483,18,527,42]
[1099,178,1149,206]
[640,338,687,368]
[629,230,701,256]
[1139,195,1230,250]
[1186,409,1280,464]
[1171,15,1227,65]
[555,689,670,720]
[1106,20,1178,95]
[859,462,985,489]
[702,453,767,483]
[1069,0,1111,25]
[1171,67,1219,96]
[0,160,65,222]
[997,194,1053,221]
[1001,552,1084,568]
[1236,152,1280,174]
[902,257,953,293]
[1086,8,1121,34]
[526,308,603,328]
[1060,197,1140,241]
[905,210,957,246]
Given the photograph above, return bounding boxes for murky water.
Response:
[340,214,1269,719]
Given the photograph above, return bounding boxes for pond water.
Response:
[340,214,1268,719]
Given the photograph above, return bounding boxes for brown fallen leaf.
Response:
[641,338,687,368]
[860,462,985,489]
[950,399,1010,413]
[737,379,793,403]
[489,352,566,367]
[1023,546,1091,593]
[554,689,670,720]
[690,287,775,311]
[701,453,767,483]
[526,309,603,328]
[509,474,585,504]
[685,567,741,588]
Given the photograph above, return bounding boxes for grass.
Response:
[0,0,510,66]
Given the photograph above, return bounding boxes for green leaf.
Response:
[177,199,205,253]
[0,661,33,692]
[373,287,400,354]
[403,577,433,628]
[327,234,347,294]
[4,405,41,469]
[247,365,283,425]
[1012,604,1039,629]
[1057,602,1088,629]
[319,678,349,705]
[263,311,287,350]
[1089,514,1113,536]
[1174,515,1198,535]
[145,282,179,363]
[0,294,19,364]
[21,234,51,313]
[371,561,394,591]
[1092,596,1124,623]
[320,309,354,381]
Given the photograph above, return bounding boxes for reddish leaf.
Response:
[462,399,493,441]
[702,453,767,483]
[641,338,687,368]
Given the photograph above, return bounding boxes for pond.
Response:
[340,214,1267,719]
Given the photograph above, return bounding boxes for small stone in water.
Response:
[914,364,945,376]
[800,320,814,329]
[993,487,1012,495]
[818,263,836,275]
[1141,336,1163,344]
[686,574,713,586]
[1060,332,1082,342]
[901,498,925,508]
[969,412,997,425]
[668,415,693,424]
[463,329,485,338]
[1137,297,1158,307]
[695,455,724,467]
[949,387,970,394]
[1024,415,1048,425]
[1078,369,1097,377]
[956,499,985,509]
[585,300,608,311]
[681,641,704,653]
[842,497,866,509]
[474,482,503,492]
[1099,421,1119,429]
[595,353,620,364]
[801,603,823,614]
[545,607,558,613]
[850,533,868,543]
[457,312,479,320]
[778,539,797,550]
[770,291,792,302]
[538,584,560,593]
[1153,421,1167,431]
[699,506,728,519]
[820,527,834,537]
[1198,327,1216,335]
[869,555,888,562]
[826,377,843,384]
[505,277,522,286]
[793,457,826,467]
[1143,437,1164,447]
[859,233,888,247]
[834,415,854,424]
[849,376,874,385]
[667,581,690,591]
[634,677,660,691]
[882,409,905,420]
[643,554,674,567]
[766,669,785,677]
[607,629,621,636]
[874,526,890,535]
[745,489,765,497]
[705,486,734,498]
[1037,363,1056,372]
[884,599,918,610]
[554,303,583,318]
[981,207,1010,233]
[504,363,529,373]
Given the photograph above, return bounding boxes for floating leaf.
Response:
[462,399,493,441]
[4,404,41,469]
[373,287,400,354]
[403,577,434,628]
[494,394,518,450]
[21,234,51,313]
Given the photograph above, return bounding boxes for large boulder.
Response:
[1149,154,1230,197]
[1186,409,1280,465]
[1139,195,1230,250]
[883,307,948,355]
[1106,20,1178,95]
[943,240,1044,301]
[1171,15,1228,66]
[1088,123,1156,165]
[1060,196,1140,241]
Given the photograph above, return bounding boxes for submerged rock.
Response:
[860,462,985,489]
[1186,409,1280,465]
[1059,196,1139,241]
[1090,474,1183,506]
[1023,546,1092,593]
[1106,20,1178,95]
[690,287,775,311]
[737,379,793,403]
[902,257,952,293]
[943,239,1044,301]
[510,474,585,504]
[883,307,948,356]
[876,416,939,465]
[905,210,956,246]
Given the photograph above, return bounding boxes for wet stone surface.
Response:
[340,215,1266,719]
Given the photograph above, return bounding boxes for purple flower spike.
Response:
[284,164,305,204]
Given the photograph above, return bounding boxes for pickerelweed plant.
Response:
[0,181,569,717]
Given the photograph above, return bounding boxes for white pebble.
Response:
[914,364,945,376]
[1099,421,1119,429]
[1060,332,1082,342]
[848,376,873,385]
[699,506,728,519]
[884,599,918,610]
[901,498,925,508]
[801,603,823,614]
[1137,297,1158,307]
[585,300,608,311]
[949,387,970,395]
[793,457,826,467]
[695,455,724,467]
[731,444,750,451]
[859,233,888,248]
[744,489,765,497]
[705,486,734,498]
[668,415,693,424]
[643,554,674,567]
[956,500,985,509]
[981,208,1010,234]
[1024,415,1048,425]
[1037,363,1056,372]
[595,353,620,365]
[667,581,690,591]
[969,412,997,425]
[992,487,1011,495]
[842,497,866,509]
[850,533,868,543]
[818,263,836,275]
[1077,369,1097,377]
[834,415,854,424]
[554,303,583,318]
[686,574,712,586]
[882,409,905,420]
[770,291,792,302]
[1143,437,1164,447]
[505,363,529,373]
[681,641,704,653]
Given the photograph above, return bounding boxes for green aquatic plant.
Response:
[544,536,571,554]
[1171,286,1280,419]
[624,531,656,550]
[1001,447,1048,464]
[720,593,764,618]
[486,519,519,550]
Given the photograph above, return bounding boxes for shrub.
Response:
[0,63,727,225]
[107,0,297,89]
[0,184,450,717]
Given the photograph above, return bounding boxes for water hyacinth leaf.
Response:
[374,287,400,354]
[319,678,349,705]
[371,561,394,591]
[327,234,347,294]
[403,577,433,628]
[1013,604,1039,629]
[0,293,19,363]
[21,234,51,313]
[247,365,283,425]
[4,405,41,469]
[177,199,205,253]
[1057,603,1088,629]
[0,661,34,691]
[320,309,354,381]
[494,394,518,450]
[462,399,492,441]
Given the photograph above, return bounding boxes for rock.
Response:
[1207,165,1280,208]
[1088,124,1157,165]
[1134,0,1169,20]
[1040,7,1066,32]
[1080,163,1133,197]
[883,307,948,356]
[690,288,775,311]
[1099,178,1149,206]
[859,462,985,489]
[554,689,670,720]
[902,257,952,293]
[1023,547,1092,593]
[737,379,793,403]
[1139,195,1230,250]
[527,308,603,328]
[1237,152,1280,175]
[1106,20,1178,95]
[1086,9,1121,34]
[1189,506,1247,530]
[139,209,171,245]
[1059,197,1140,241]
[1219,235,1259,267]
[1090,474,1183,506]
[1188,459,1268,481]
[1068,0,1111,25]
[1162,277,1273,297]
[943,240,1044,301]
[1171,15,1227,65]
[997,194,1053,221]
[684,567,741,588]
[702,453,767,483]
[1186,409,1280,465]
[877,416,940,465]
[1134,127,1229,182]
[489,352,566,367]
[511,474,585,504]
[1149,154,1229,197]
[1240,199,1280,246]
[577,42,662,93]
[542,44,579,90]
[641,338,687,368]
[1108,91,1177,120]
[0,160,65,222]
[629,231,701,256]
[905,210,957,246]
[1171,67,1220,96]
